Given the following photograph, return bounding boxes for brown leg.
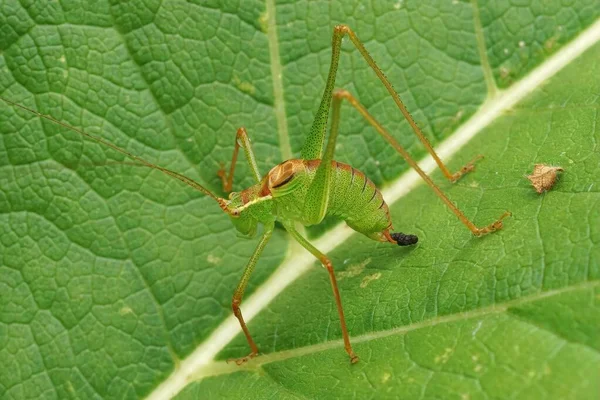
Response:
[337,25,480,182]
[218,127,262,193]
[303,24,480,182]
[227,223,274,365]
[319,254,359,363]
[282,222,359,363]
[230,297,259,365]
[332,89,510,236]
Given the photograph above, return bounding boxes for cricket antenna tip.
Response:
[391,232,418,246]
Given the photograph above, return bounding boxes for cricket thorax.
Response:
[265,159,393,241]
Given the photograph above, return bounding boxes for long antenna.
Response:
[0,95,221,203]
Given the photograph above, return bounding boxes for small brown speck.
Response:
[527,164,564,193]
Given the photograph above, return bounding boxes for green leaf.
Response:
[202,35,600,399]
[189,286,600,400]
[1,1,599,399]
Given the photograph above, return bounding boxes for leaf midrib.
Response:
[194,281,600,380]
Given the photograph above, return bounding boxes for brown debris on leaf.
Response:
[527,164,564,193]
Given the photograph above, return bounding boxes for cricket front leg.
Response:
[218,127,262,193]
[282,222,359,364]
[229,222,274,365]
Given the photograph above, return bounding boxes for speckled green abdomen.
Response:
[324,161,392,241]
[270,159,392,241]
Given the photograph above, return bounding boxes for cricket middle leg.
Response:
[283,221,359,364]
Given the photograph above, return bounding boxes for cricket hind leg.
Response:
[282,222,359,364]
[228,222,274,365]
[218,127,262,193]
[333,89,510,236]
[328,24,480,182]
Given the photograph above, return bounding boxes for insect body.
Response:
[1,25,510,365]
[234,158,412,244]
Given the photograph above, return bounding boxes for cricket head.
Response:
[219,160,306,236]
[223,185,274,237]
[221,191,256,237]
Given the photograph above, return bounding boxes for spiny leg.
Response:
[301,77,345,224]
[303,24,480,182]
[282,222,359,364]
[332,89,510,236]
[229,222,274,365]
[218,127,262,193]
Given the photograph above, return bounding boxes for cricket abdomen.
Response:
[326,161,392,239]
[307,160,392,241]
[266,159,394,241]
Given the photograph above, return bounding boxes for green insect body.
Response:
[1,24,510,366]
[230,159,393,243]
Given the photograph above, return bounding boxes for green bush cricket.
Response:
[1,25,510,365]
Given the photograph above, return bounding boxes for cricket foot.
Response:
[227,351,258,366]
[451,154,484,182]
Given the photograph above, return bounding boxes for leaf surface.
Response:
[0,1,598,399]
